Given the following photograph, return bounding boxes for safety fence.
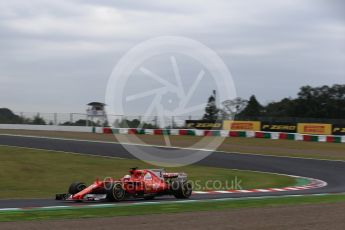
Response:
[2,111,344,136]
[102,127,345,144]
[5,112,203,128]
[0,123,343,144]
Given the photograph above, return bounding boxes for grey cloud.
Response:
[0,0,344,113]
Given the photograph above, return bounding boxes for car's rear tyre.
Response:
[171,181,192,199]
[107,183,126,202]
[68,182,86,195]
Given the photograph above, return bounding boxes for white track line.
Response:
[0,133,330,206]
[0,133,329,193]
[0,144,329,192]
[1,133,344,163]
[1,193,344,212]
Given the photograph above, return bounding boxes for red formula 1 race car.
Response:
[56,168,193,202]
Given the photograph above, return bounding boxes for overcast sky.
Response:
[0,0,344,114]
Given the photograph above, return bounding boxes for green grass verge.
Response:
[1,194,345,222]
[0,146,296,199]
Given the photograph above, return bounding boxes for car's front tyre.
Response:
[68,182,86,195]
[107,182,126,202]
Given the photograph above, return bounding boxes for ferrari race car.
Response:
[56,168,193,202]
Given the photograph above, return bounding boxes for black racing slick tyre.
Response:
[107,183,126,202]
[68,182,87,195]
[171,181,192,199]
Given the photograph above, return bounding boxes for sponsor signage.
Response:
[297,123,332,135]
[223,121,261,131]
[261,123,297,133]
[332,125,345,135]
[185,120,223,130]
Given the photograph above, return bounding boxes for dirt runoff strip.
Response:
[1,202,344,230]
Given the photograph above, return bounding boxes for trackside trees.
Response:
[203,90,219,121]
[238,95,264,118]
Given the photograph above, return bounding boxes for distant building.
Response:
[86,102,107,126]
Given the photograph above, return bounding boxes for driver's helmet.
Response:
[123,175,131,180]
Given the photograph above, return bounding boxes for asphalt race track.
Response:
[1,134,345,209]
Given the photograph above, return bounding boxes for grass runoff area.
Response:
[0,142,344,222]
[0,130,344,161]
[1,194,345,222]
[0,146,296,199]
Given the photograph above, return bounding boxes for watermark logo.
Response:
[105,36,236,167]
[102,177,243,191]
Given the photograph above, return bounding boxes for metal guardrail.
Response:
[13,112,89,126]
[7,112,203,128]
